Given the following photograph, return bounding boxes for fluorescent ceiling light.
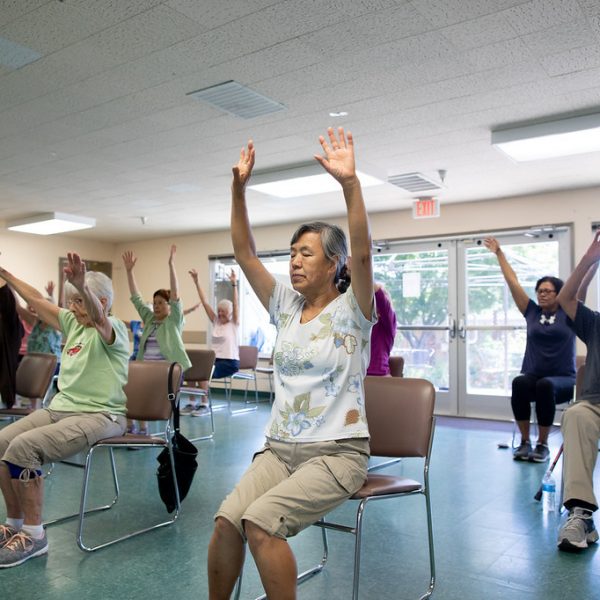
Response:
[248,163,383,198]
[7,212,96,235]
[492,112,600,161]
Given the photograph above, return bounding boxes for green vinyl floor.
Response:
[2,392,599,600]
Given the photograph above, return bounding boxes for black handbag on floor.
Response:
[156,362,198,513]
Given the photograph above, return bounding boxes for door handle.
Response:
[448,317,457,339]
[458,318,466,340]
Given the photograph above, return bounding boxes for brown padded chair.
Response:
[389,355,404,377]
[46,360,183,552]
[180,348,216,441]
[0,352,57,421]
[235,376,437,600]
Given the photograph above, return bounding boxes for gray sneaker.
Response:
[180,404,197,415]
[513,440,532,461]
[558,508,599,551]
[190,405,209,417]
[0,524,18,548]
[530,443,550,463]
[0,530,48,568]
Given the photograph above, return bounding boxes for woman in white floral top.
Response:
[208,127,375,599]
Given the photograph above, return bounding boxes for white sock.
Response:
[21,524,44,539]
[6,518,23,530]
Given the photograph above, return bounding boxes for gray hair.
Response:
[64,271,114,311]
[290,221,348,283]
[217,298,233,317]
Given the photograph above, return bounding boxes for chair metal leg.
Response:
[77,443,180,552]
[420,487,436,600]
[44,446,119,526]
[227,375,258,414]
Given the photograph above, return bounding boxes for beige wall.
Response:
[3,185,598,329]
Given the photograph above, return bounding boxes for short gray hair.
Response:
[64,271,114,311]
[217,298,233,317]
[290,221,348,283]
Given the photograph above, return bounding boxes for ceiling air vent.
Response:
[187,80,286,119]
[387,172,442,193]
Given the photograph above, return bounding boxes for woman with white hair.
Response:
[186,268,239,415]
[0,253,129,568]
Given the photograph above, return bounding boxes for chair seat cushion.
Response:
[352,474,422,498]
[0,408,33,417]
[95,434,167,446]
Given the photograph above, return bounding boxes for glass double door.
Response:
[376,229,570,419]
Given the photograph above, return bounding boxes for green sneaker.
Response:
[0,531,48,568]
[0,524,18,548]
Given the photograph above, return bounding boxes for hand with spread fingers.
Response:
[314,126,357,187]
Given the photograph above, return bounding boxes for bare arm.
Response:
[231,140,275,310]
[229,269,239,325]
[0,265,60,330]
[558,233,600,320]
[189,269,217,322]
[168,245,180,301]
[576,261,598,303]
[122,251,141,297]
[314,127,373,318]
[484,237,530,315]
[64,252,114,343]
[183,303,200,316]
[15,302,37,326]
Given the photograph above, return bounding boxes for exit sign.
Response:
[412,198,440,219]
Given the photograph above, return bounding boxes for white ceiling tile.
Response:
[502,0,586,35]
[439,13,518,50]
[411,0,526,27]
[540,44,600,76]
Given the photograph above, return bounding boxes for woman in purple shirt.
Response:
[367,284,397,376]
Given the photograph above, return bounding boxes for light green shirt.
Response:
[50,309,129,416]
[131,293,191,371]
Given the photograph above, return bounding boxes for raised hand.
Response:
[314,127,356,185]
[228,269,237,285]
[64,253,86,290]
[583,232,600,264]
[45,280,55,298]
[232,140,255,190]
[189,268,199,284]
[122,251,137,272]
[483,237,500,255]
[169,244,176,265]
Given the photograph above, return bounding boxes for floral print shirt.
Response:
[266,281,375,442]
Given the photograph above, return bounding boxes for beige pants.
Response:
[216,437,370,539]
[562,401,600,509]
[0,408,126,470]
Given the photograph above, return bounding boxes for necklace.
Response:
[540,313,556,326]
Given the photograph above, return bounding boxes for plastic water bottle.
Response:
[542,472,556,513]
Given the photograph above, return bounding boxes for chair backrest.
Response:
[238,345,259,370]
[16,352,58,400]
[364,376,435,458]
[124,361,183,421]
[388,355,404,377]
[183,349,216,384]
[576,363,585,399]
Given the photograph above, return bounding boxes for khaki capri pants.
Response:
[0,409,126,470]
[216,437,370,540]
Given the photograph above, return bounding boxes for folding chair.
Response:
[255,353,274,403]
[45,361,183,552]
[180,349,216,441]
[0,352,57,422]
[223,345,259,414]
[235,376,437,600]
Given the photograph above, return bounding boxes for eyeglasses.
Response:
[68,297,84,306]
[536,288,556,296]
